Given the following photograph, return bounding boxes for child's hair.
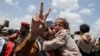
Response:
[56,18,69,30]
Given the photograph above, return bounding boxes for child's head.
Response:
[54,18,69,32]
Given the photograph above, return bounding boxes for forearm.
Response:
[43,29,68,51]
[29,32,40,42]
[43,38,65,51]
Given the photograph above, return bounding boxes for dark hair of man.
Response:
[80,24,90,34]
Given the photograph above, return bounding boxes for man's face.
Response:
[20,26,27,34]
[42,26,56,40]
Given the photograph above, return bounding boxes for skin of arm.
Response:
[13,2,51,56]
[43,29,68,51]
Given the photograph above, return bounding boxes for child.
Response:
[43,18,82,56]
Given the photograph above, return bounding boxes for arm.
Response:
[43,29,68,51]
[0,25,4,33]
[27,2,51,55]
[81,33,92,43]
[14,2,51,56]
[29,2,51,42]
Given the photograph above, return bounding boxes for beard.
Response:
[19,30,26,35]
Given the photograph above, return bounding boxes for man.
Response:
[0,20,13,56]
[14,21,30,45]
[94,38,100,56]
[0,20,9,34]
[0,36,6,56]
[13,2,51,56]
[37,20,55,56]
[74,24,95,56]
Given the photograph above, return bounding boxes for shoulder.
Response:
[60,29,69,33]
[55,29,69,36]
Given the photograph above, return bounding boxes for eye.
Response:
[58,24,63,27]
[54,24,57,27]
[54,24,63,27]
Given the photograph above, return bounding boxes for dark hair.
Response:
[74,31,80,35]
[8,29,19,35]
[56,18,69,30]
[80,24,90,34]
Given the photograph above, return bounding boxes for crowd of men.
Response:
[0,2,100,56]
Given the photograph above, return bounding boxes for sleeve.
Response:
[4,41,14,56]
[74,38,79,44]
[43,29,68,51]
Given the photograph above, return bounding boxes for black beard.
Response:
[19,31,25,35]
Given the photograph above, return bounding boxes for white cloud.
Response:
[5,0,21,11]
[90,18,100,37]
[10,15,32,28]
[5,0,13,5]
[5,0,21,10]
[0,15,32,29]
[80,8,92,15]
[59,11,84,24]
[5,0,18,5]
[59,10,84,31]
[5,0,18,6]
[52,0,79,10]
[52,9,57,13]
[93,18,100,31]
[27,5,36,13]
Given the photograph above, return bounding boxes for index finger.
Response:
[39,2,43,16]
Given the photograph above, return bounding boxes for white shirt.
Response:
[0,37,5,53]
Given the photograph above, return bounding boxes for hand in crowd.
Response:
[30,2,51,40]
[3,20,9,27]
[82,33,92,43]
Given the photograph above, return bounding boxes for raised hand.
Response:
[3,20,9,27]
[30,2,51,40]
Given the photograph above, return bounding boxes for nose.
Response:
[54,25,60,30]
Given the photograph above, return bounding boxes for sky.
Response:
[0,0,100,37]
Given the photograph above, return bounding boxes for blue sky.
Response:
[0,0,100,37]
